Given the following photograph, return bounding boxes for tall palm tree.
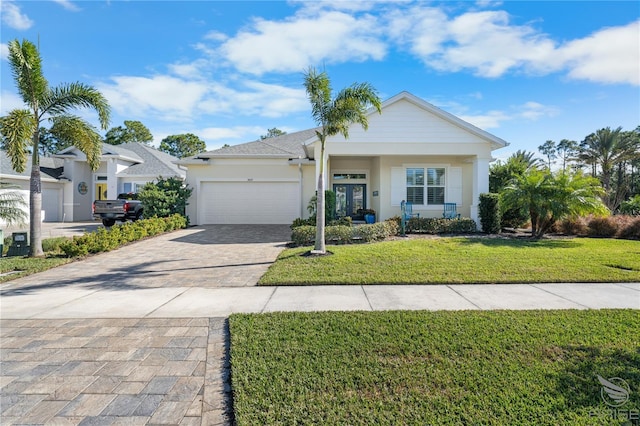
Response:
[0,39,110,257]
[578,127,639,209]
[303,67,381,254]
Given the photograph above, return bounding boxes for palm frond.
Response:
[0,109,36,173]
[42,82,111,130]
[7,39,48,108]
[49,115,103,170]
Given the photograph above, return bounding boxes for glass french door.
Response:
[333,184,366,218]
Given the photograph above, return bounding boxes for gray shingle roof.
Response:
[198,128,319,159]
[116,143,185,178]
[0,150,64,180]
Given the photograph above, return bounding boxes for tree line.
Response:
[490,126,640,237]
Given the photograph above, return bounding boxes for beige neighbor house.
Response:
[179,92,508,226]
[0,143,184,225]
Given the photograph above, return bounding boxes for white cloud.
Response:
[52,0,80,12]
[559,20,640,86]
[1,43,9,60]
[385,5,638,85]
[199,126,265,142]
[1,1,34,30]
[460,110,510,129]
[217,10,386,75]
[97,75,210,120]
[518,101,560,121]
[0,91,25,114]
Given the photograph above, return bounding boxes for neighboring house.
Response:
[180,91,508,226]
[1,152,65,224]
[0,143,184,224]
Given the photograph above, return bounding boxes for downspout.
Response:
[298,158,303,218]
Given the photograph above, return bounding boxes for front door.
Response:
[95,183,108,200]
[334,184,366,219]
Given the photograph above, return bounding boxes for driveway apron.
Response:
[1,225,290,426]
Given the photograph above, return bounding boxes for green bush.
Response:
[620,195,640,216]
[290,219,399,247]
[138,176,192,221]
[60,214,187,257]
[307,190,337,223]
[406,217,477,234]
[291,216,353,229]
[479,193,501,233]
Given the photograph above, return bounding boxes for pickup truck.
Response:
[93,193,143,227]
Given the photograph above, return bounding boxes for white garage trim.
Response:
[198,179,300,224]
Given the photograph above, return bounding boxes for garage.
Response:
[199,181,300,224]
[42,188,61,222]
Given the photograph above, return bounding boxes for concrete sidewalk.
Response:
[2,282,638,319]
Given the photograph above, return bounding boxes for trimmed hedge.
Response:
[479,193,501,234]
[405,217,477,234]
[60,214,187,257]
[291,216,353,229]
[291,220,399,247]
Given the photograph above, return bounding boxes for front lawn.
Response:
[0,257,72,283]
[230,310,640,425]
[259,237,640,285]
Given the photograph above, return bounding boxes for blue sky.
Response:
[1,1,638,160]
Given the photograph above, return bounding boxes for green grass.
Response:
[1,236,73,283]
[230,310,640,425]
[259,237,640,285]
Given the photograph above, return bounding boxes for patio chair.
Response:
[401,200,420,221]
[443,203,460,219]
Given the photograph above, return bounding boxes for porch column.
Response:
[107,158,118,199]
[470,157,490,229]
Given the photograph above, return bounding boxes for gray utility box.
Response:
[7,232,29,257]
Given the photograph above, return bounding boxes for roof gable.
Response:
[308,91,508,150]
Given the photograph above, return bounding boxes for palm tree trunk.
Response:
[29,130,44,257]
[313,144,327,254]
[29,169,44,257]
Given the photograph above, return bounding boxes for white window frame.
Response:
[404,165,447,207]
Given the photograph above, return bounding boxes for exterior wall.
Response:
[185,158,305,225]
[0,176,64,225]
[376,156,475,221]
[73,162,94,221]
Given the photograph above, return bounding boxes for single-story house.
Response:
[179,91,508,226]
[1,143,184,224]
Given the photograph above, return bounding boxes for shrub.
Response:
[138,176,192,220]
[557,217,588,236]
[42,237,72,253]
[60,214,187,257]
[479,193,501,233]
[406,217,477,234]
[290,219,399,247]
[291,217,315,229]
[620,195,640,216]
[307,190,336,223]
[587,216,619,237]
[618,216,640,239]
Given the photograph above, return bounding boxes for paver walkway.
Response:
[1,225,639,425]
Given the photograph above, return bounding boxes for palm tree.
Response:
[303,67,381,254]
[503,169,607,238]
[0,182,28,226]
[578,127,640,209]
[0,39,110,257]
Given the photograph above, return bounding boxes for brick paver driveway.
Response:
[1,225,291,425]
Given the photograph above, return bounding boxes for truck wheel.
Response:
[102,218,116,227]
[133,211,143,222]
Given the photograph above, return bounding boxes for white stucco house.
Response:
[179,92,508,226]
[1,143,184,224]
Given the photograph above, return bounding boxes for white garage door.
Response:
[200,181,300,224]
[42,188,60,222]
